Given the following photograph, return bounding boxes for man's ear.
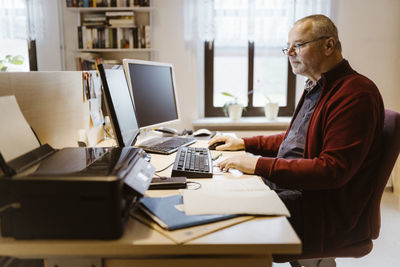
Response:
[325,38,336,55]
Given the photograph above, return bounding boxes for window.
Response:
[0,0,44,72]
[205,40,296,117]
[184,0,331,118]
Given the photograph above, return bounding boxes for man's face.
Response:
[287,21,325,81]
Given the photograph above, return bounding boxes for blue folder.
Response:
[140,195,236,230]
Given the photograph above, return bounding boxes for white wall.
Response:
[333,0,400,112]
[151,0,200,131]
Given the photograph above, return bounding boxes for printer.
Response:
[0,144,154,240]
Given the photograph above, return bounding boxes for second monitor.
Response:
[122,59,179,129]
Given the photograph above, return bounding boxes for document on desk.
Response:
[181,177,290,217]
[134,208,253,244]
[0,95,40,161]
[139,195,236,230]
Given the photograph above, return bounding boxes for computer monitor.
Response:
[122,59,180,129]
[98,64,140,147]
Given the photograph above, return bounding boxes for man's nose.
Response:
[287,46,297,56]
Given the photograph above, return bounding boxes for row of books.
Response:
[76,53,121,70]
[67,0,150,7]
[78,25,150,49]
[82,11,135,27]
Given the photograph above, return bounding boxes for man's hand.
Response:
[217,154,259,174]
[208,135,245,151]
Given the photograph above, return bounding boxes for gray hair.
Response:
[295,14,342,52]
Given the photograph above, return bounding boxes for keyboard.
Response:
[138,137,196,155]
[171,147,213,178]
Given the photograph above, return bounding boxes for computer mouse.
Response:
[193,128,212,137]
[208,141,225,150]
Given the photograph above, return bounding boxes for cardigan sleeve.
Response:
[243,132,286,157]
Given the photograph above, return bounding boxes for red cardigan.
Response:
[243,60,384,253]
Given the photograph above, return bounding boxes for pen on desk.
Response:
[212,153,223,161]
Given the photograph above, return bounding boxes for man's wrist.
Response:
[240,138,246,150]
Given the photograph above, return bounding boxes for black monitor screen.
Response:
[126,63,178,128]
[98,65,139,147]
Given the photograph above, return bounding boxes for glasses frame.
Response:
[282,36,331,55]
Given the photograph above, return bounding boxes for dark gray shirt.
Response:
[276,79,322,159]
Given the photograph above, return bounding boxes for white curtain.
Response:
[184,0,331,47]
[0,0,45,41]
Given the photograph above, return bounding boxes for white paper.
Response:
[89,98,104,126]
[0,95,40,161]
[182,190,290,217]
[182,177,290,217]
[198,176,271,192]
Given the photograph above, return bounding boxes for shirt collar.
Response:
[304,78,322,94]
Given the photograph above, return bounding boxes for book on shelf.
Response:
[92,28,98,48]
[137,25,149,48]
[76,52,102,70]
[82,13,107,27]
[105,11,134,16]
[67,0,150,7]
[78,26,83,49]
[108,18,135,27]
[76,53,121,70]
[78,25,149,49]
[144,25,150,48]
[106,11,135,27]
[78,27,119,49]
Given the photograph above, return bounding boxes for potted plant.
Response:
[255,79,279,120]
[264,95,279,120]
[0,55,24,72]
[221,92,244,120]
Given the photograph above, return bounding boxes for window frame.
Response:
[204,40,296,117]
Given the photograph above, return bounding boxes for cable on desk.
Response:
[186,181,201,190]
[212,153,223,161]
[155,162,174,173]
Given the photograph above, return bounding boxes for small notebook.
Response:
[139,195,236,230]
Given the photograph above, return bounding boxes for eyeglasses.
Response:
[282,36,331,55]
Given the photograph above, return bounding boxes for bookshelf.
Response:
[62,1,154,70]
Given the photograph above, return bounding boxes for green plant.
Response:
[255,79,276,104]
[0,55,24,72]
[221,91,243,116]
[221,91,239,104]
[264,95,273,103]
[220,91,254,116]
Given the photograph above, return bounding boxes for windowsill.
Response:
[192,116,291,131]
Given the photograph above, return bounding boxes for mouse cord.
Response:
[212,153,223,161]
[154,162,174,173]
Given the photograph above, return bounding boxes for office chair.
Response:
[275,109,400,267]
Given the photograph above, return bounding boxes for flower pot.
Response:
[228,104,243,120]
[264,102,279,120]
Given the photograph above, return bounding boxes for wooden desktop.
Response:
[0,140,301,267]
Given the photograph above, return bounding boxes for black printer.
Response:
[0,144,154,240]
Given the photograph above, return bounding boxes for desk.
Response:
[0,140,301,267]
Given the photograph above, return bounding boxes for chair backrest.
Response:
[370,109,400,239]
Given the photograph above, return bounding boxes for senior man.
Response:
[209,14,384,258]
